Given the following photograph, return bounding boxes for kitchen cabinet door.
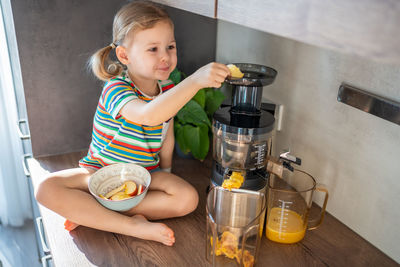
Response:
[217,0,400,63]
[152,0,216,18]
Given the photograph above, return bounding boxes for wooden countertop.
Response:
[28,151,398,267]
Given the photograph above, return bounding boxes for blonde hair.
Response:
[90,1,172,81]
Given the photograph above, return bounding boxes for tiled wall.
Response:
[216,20,400,262]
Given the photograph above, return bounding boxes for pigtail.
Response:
[90,45,124,81]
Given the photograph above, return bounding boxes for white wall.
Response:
[216,20,400,262]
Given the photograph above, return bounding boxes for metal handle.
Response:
[279,151,302,166]
[22,153,32,177]
[36,217,51,253]
[41,254,52,267]
[17,119,30,140]
[266,156,284,178]
[308,183,329,230]
[338,83,400,126]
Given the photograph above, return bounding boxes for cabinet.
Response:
[157,0,400,63]
[218,0,400,63]
[152,0,216,18]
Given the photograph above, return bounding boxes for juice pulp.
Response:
[266,207,306,244]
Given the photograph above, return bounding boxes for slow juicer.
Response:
[211,63,277,192]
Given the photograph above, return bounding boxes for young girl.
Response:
[35,1,230,246]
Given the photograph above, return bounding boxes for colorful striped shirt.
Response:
[79,72,174,171]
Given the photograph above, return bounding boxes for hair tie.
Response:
[109,43,116,49]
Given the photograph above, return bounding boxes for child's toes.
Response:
[161,227,175,244]
[166,228,174,238]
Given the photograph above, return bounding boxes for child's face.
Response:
[121,20,177,82]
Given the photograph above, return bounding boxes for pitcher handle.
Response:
[307,183,329,230]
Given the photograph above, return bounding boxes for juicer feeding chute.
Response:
[226,63,277,114]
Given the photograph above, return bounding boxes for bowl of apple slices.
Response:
[88,163,151,211]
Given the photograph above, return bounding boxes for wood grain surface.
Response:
[28,151,398,267]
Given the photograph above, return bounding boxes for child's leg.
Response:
[124,171,199,219]
[35,168,175,246]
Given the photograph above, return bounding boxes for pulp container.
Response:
[206,186,266,267]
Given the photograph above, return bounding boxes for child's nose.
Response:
[160,49,170,62]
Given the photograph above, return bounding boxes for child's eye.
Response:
[168,45,176,50]
[148,47,157,52]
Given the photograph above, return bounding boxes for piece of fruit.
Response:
[124,180,138,196]
[137,184,146,195]
[110,191,131,201]
[242,249,255,267]
[210,230,254,266]
[227,64,244,78]
[222,171,244,190]
[98,194,108,200]
[230,171,244,183]
[105,183,126,199]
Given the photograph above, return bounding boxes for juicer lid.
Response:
[225,63,277,87]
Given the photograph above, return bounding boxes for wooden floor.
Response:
[32,151,398,267]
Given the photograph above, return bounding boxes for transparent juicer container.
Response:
[206,186,266,267]
[212,126,272,171]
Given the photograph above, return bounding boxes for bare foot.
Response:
[64,219,80,232]
[130,214,175,246]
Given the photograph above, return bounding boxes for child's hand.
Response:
[190,62,230,89]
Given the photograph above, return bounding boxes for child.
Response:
[35,1,229,246]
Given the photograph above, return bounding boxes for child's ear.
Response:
[116,46,130,65]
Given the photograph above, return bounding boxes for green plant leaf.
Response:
[205,89,226,116]
[192,88,206,108]
[176,100,211,127]
[183,124,209,160]
[168,68,182,85]
[174,122,190,154]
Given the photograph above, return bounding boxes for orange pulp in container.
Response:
[266,207,306,244]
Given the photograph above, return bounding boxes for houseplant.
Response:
[169,68,226,160]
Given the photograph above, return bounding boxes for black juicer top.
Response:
[213,107,275,136]
[214,63,277,135]
[225,63,277,87]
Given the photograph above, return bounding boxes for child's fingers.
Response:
[194,62,230,88]
[209,64,231,88]
[216,72,229,81]
[213,63,231,77]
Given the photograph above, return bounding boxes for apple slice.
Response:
[110,191,131,200]
[105,183,126,199]
[98,194,108,200]
[137,184,146,195]
[124,180,138,196]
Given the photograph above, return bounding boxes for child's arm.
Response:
[159,119,174,171]
[120,62,230,126]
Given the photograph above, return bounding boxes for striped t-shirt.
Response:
[79,72,174,171]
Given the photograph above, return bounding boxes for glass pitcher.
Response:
[206,186,266,267]
[266,169,328,244]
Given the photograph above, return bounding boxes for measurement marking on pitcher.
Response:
[278,200,293,234]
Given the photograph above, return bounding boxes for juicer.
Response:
[207,64,303,266]
[211,63,277,192]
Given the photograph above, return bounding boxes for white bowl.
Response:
[88,163,151,211]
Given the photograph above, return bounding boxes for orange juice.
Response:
[266,207,306,244]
